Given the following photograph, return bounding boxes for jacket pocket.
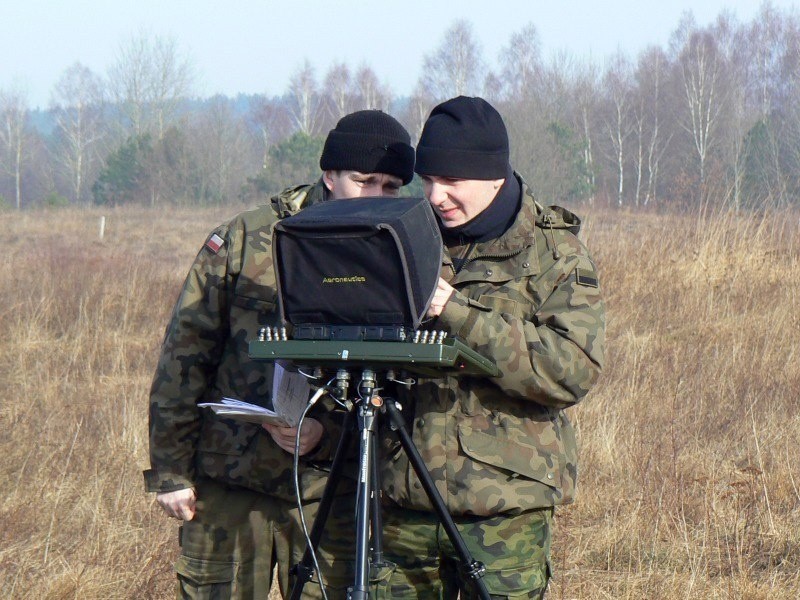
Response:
[477,293,524,318]
[175,555,237,594]
[457,424,560,488]
[231,293,275,313]
[230,291,277,334]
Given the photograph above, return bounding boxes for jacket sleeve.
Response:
[143,225,235,493]
[438,250,605,409]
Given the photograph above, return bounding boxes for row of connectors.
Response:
[257,327,288,341]
[412,330,448,344]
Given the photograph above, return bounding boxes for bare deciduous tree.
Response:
[573,63,601,203]
[323,62,353,123]
[603,53,635,206]
[353,65,391,111]
[287,60,322,136]
[747,2,786,118]
[482,70,505,104]
[776,16,800,205]
[672,15,727,194]
[248,97,292,170]
[0,87,28,209]
[498,23,543,101]
[150,36,194,139]
[634,47,672,207]
[191,96,256,203]
[50,63,105,204]
[420,20,485,100]
[538,50,580,124]
[403,83,436,143]
[107,31,194,139]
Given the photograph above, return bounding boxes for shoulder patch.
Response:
[205,233,225,254]
[575,268,598,288]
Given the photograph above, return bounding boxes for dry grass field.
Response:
[0,204,798,599]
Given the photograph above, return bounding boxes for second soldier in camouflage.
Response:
[379,97,605,599]
[145,110,415,599]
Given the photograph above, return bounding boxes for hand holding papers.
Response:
[198,362,312,427]
[197,397,292,426]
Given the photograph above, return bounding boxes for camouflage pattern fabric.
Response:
[145,179,359,599]
[269,181,328,219]
[280,493,359,600]
[381,173,605,517]
[176,478,357,599]
[377,502,551,599]
[175,478,277,599]
[145,179,341,502]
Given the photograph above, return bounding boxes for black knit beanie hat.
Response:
[319,110,415,184]
[415,96,509,180]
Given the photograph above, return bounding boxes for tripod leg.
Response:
[369,440,384,568]
[288,407,356,600]
[382,399,491,600]
[349,400,380,600]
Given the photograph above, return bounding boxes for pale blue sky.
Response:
[2,0,797,109]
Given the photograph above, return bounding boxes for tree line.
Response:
[1,3,798,211]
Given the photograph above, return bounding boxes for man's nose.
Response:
[427,182,447,204]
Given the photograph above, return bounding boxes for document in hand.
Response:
[270,361,312,427]
[198,362,312,427]
[197,397,291,426]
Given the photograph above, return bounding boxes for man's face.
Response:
[323,170,403,199]
[421,175,504,228]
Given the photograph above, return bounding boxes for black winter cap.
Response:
[415,96,509,180]
[319,110,415,184]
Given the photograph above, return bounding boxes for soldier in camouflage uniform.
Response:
[144,110,415,599]
[379,97,605,598]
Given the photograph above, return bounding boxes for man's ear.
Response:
[322,170,335,192]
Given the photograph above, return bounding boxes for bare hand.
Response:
[427,277,455,317]
[156,487,197,521]
[263,418,324,456]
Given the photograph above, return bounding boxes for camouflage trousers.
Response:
[174,478,357,599]
[378,503,552,599]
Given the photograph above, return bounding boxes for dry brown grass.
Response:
[0,205,798,599]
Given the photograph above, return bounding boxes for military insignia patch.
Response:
[205,233,225,253]
[575,268,598,288]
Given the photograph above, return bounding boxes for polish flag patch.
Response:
[205,233,225,253]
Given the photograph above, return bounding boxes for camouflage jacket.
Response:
[381,174,605,516]
[144,180,343,502]
[269,179,328,218]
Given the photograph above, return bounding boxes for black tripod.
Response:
[288,367,490,600]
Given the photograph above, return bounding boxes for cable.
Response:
[293,388,330,600]
[297,367,320,381]
[386,373,416,388]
